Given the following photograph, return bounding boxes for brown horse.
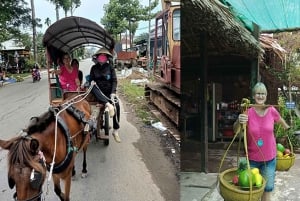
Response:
[0,135,47,201]
[1,96,93,201]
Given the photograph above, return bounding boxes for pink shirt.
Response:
[246,106,280,161]
[59,66,78,91]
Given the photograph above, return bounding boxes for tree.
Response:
[48,0,81,19]
[134,33,149,44]
[30,0,38,62]
[60,0,81,16]
[0,0,31,42]
[47,0,62,20]
[273,32,300,90]
[45,17,52,27]
[101,0,158,46]
[101,0,128,40]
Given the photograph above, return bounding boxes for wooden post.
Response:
[200,32,208,172]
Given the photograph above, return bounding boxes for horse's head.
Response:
[0,136,46,201]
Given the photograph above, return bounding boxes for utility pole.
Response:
[147,0,151,76]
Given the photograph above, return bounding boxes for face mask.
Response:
[97,54,107,63]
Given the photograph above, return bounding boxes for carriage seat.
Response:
[63,91,106,112]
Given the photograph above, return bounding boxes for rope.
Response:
[93,82,120,126]
[218,98,254,201]
[47,84,94,181]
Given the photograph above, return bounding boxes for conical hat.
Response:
[93,47,112,57]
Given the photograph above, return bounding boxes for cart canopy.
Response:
[43,16,115,54]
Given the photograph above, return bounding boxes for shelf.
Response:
[217,108,238,139]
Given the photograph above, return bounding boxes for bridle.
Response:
[12,164,44,201]
[13,190,43,201]
[10,136,46,201]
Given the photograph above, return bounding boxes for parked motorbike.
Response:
[32,68,41,82]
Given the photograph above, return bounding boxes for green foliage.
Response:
[273,32,300,87]
[60,0,81,16]
[25,59,36,71]
[275,95,300,148]
[101,0,159,37]
[275,95,290,138]
[134,33,149,43]
[237,158,248,173]
[0,0,31,42]
[118,78,157,124]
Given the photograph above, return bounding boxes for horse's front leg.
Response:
[53,175,65,201]
[72,165,76,177]
[81,145,88,178]
[63,167,73,201]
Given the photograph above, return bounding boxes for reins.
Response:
[48,84,94,181]
[93,82,120,124]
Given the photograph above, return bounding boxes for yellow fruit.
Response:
[283,154,290,158]
[251,168,259,175]
[254,174,263,187]
[277,151,283,158]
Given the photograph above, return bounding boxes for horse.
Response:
[0,95,94,201]
[0,135,47,201]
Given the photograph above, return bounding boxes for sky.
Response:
[25,0,161,36]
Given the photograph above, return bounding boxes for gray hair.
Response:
[252,82,267,96]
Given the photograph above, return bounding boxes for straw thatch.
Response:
[182,0,263,59]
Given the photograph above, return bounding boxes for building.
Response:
[0,39,30,73]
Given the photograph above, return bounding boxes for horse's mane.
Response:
[7,136,44,173]
[26,109,56,135]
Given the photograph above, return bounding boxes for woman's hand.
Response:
[110,93,116,99]
[238,114,248,124]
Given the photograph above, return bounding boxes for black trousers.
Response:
[91,85,120,130]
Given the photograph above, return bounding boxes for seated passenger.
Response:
[90,48,121,143]
[55,53,80,92]
[71,58,83,87]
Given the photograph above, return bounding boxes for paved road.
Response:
[0,62,178,201]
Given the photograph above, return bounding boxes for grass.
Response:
[118,78,158,124]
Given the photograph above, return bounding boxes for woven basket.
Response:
[219,168,266,201]
[276,134,295,171]
[276,153,295,171]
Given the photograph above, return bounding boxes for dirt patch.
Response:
[118,92,180,201]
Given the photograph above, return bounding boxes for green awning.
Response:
[221,0,300,33]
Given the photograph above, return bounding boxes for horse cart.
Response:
[43,16,116,146]
[0,16,118,201]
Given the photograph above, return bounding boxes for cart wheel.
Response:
[96,110,104,142]
[117,62,122,71]
[103,111,110,146]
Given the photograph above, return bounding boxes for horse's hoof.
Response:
[72,175,78,181]
[81,173,88,178]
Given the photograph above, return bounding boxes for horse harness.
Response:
[11,105,94,200]
[47,105,95,174]
[12,162,45,201]
[13,191,43,201]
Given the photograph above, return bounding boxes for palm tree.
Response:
[47,0,61,21]
[61,0,81,17]
[47,0,81,20]
[45,17,51,27]
[30,0,37,62]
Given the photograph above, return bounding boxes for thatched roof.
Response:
[259,34,287,61]
[182,0,263,59]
